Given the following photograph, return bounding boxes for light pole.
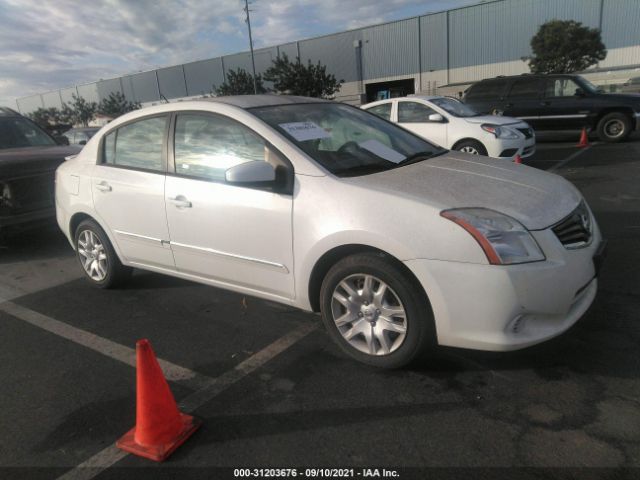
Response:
[244,0,258,94]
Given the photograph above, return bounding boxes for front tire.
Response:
[74,219,131,288]
[319,253,435,368]
[455,139,488,156]
[597,112,631,143]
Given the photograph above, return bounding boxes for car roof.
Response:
[479,73,578,83]
[201,94,331,109]
[0,107,20,116]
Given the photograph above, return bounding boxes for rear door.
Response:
[91,115,175,269]
[503,77,545,129]
[463,79,508,115]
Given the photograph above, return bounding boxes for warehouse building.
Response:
[15,0,640,113]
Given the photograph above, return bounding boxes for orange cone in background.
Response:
[116,339,201,462]
[513,154,522,164]
[577,127,590,147]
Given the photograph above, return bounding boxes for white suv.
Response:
[362,95,536,159]
[56,95,603,368]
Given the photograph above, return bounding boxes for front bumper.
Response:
[0,207,55,229]
[404,225,603,351]
[487,135,536,159]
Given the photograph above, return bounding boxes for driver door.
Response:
[164,112,295,299]
[395,100,448,148]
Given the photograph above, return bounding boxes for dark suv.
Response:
[463,74,640,142]
[0,108,81,235]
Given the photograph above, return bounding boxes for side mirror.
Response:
[428,113,445,123]
[55,135,69,145]
[574,87,586,97]
[225,161,276,185]
[79,140,87,145]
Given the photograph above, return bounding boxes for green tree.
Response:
[59,103,76,125]
[68,94,97,127]
[528,20,607,74]
[29,107,61,128]
[98,92,140,117]
[264,53,343,98]
[213,68,266,96]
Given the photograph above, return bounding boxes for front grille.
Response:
[4,171,55,214]
[517,127,534,139]
[552,201,592,249]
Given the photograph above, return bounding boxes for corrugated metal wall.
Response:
[16,0,640,113]
[299,31,361,83]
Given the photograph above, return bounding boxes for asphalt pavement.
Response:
[1,133,639,479]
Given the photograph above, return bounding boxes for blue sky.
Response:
[0,0,480,106]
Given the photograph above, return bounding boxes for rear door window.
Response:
[507,78,543,98]
[102,115,167,172]
[465,80,507,100]
[365,103,392,121]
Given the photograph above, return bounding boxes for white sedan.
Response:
[362,95,536,159]
[55,95,603,368]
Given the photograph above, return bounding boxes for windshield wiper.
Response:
[397,149,446,167]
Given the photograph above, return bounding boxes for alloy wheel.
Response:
[460,146,479,154]
[330,273,407,356]
[77,229,108,281]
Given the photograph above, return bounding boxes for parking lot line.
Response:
[548,145,594,172]
[0,300,216,391]
[56,321,318,480]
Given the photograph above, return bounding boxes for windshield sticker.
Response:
[278,122,331,142]
[358,139,406,163]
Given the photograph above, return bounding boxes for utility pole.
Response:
[244,0,258,94]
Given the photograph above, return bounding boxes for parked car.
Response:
[463,74,640,142]
[362,95,535,159]
[621,76,640,94]
[56,95,605,368]
[0,108,81,235]
[63,127,100,145]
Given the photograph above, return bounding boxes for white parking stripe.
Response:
[548,145,594,172]
[56,321,318,480]
[0,301,215,391]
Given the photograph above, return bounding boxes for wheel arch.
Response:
[68,211,126,264]
[307,244,432,314]
[593,107,635,128]
[452,137,487,153]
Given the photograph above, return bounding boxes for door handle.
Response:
[95,181,112,192]
[540,101,550,106]
[168,196,192,208]
[505,103,513,108]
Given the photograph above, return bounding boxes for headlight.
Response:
[481,124,520,140]
[441,208,545,265]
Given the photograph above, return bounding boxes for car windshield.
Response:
[429,97,479,117]
[250,103,444,177]
[0,116,56,149]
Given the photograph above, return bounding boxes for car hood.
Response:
[346,152,582,230]
[0,145,82,178]
[463,115,524,126]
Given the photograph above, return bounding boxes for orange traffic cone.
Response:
[513,154,522,164]
[116,339,201,462]
[577,127,589,147]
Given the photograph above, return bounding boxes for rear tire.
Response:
[319,252,435,368]
[455,139,488,156]
[74,219,131,288]
[597,112,631,143]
